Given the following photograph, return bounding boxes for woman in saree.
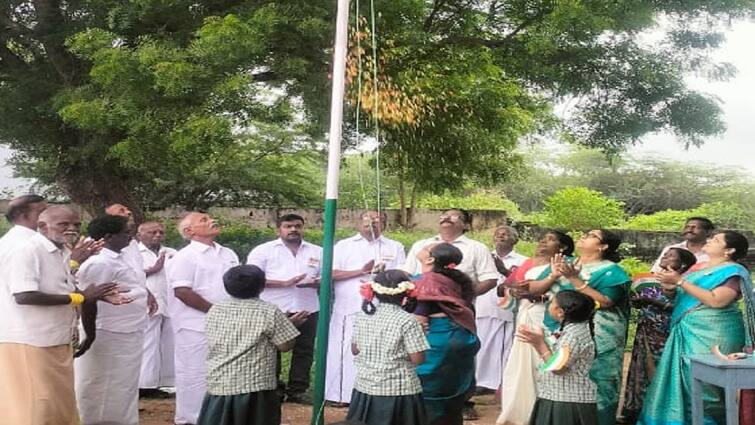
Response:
[413,243,479,425]
[548,229,631,425]
[619,247,697,423]
[496,230,575,425]
[638,231,755,425]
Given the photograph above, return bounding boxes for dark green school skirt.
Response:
[530,398,599,425]
[197,390,280,425]
[346,389,428,425]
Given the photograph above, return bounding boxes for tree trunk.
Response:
[398,170,408,228]
[407,184,418,229]
[55,162,145,223]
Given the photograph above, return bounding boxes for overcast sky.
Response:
[628,20,755,174]
[2,19,754,194]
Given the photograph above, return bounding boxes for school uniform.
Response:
[347,303,430,425]
[530,322,598,425]
[326,234,405,403]
[197,298,300,425]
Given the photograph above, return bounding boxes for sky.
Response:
[2,19,755,194]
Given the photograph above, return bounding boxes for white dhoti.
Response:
[325,312,357,403]
[74,330,144,425]
[496,300,545,425]
[139,314,175,388]
[475,316,515,390]
[174,328,208,425]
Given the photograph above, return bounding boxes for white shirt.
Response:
[139,243,177,317]
[0,232,77,347]
[403,234,499,284]
[166,240,239,332]
[476,250,527,320]
[78,247,149,333]
[651,240,710,273]
[0,225,37,265]
[247,238,323,313]
[122,239,145,276]
[332,234,406,314]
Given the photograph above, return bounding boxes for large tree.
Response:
[1,0,753,218]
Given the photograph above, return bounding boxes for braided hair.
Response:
[555,290,596,338]
[429,243,475,305]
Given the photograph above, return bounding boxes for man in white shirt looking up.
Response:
[167,212,239,425]
[475,225,526,395]
[650,216,713,272]
[75,214,151,425]
[0,205,120,424]
[247,213,322,404]
[325,211,406,406]
[137,221,177,397]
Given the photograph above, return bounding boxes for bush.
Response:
[623,201,752,232]
[390,189,524,220]
[533,187,625,230]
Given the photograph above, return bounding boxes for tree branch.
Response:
[30,0,78,83]
[424,0,446,31]
[251,71,277,82]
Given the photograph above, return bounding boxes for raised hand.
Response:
[493,254,509,275]
[69,236,105,264]
[145,252,166,276]
[516,324,546,348]
[558,256,582,279]
[361,260,376,274]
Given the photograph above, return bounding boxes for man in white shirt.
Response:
[104,203,147,277]
[403,209,499,420]
[651,216,714,273]
[325,211,406,405]
[0,195,47,255]
[167,212,239,425]
[247,213,322,404]
[476,225,526,394]
[137,221,177,395]
[75,214,150,425]
[0,206,119,425]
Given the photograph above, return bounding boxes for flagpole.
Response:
[311,0,350,423]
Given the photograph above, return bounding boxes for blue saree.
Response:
[416,317,480,425]
[638,263,755,425]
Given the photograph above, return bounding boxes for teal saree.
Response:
[638,263,754,425]
[544,261,630,425]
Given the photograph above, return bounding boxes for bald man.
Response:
[137,221,177,395]
[166,212,239,425]
[0,206,119,424]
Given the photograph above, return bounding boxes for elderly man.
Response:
[325,211,406,406]
[167,212,239,425]
[137,221,177,396]
[247,213,322,404]
[651,216,713,272]
[403,208,498,420]
[0,194,47,246]
[475,225,526,394]
[75,215,150,425]
[0,206,118,424]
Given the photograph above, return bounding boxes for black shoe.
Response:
[474,386,496,396]
[462,405,480,421]
[286,392,312,405]
[139,388,173,399]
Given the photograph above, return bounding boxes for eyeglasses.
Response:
[581,232,603,243]
[439,214,463,222]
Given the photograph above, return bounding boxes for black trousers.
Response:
[277,312,318,395]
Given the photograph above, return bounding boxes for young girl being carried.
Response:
[517,290,598,425]
[346,270,430,425]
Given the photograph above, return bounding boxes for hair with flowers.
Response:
[361,269,418,315]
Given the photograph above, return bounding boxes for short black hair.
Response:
[223,265,266,299]
[666,247,697,274]
[276,213,304,228]
[686,217,715,231]
[547,230,575,257]
[597,229,622,263]
[88,215,128,240]
[5,194,45,222]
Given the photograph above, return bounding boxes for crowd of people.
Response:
[0,194,753,425]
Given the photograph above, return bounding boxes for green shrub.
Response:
[533,187,625,230]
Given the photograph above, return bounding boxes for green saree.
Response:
[544,261,630,425]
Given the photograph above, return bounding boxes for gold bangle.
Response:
[69,293,85,306]
[575,282,589,291]
[69,259,80,270]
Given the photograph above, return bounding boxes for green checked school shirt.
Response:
[205,298,300,395]
[352,303,429,396]
[537,322,597,403]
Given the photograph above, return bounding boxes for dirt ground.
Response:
[139,394,501,425]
